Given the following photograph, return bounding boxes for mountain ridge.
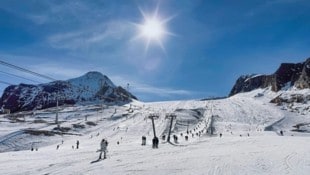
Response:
[0,71,137,113]
[230,58,310,96]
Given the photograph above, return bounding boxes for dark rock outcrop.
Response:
[0,71,137,113]
[270,94,310,105]
[230,58,310,96]
[295,58,310,89]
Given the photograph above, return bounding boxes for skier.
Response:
[173,135,178,143]
[152,137,156,148]
[141,136,146,146]
[76,140,79,149]
[152,137,159,148]
[99,139,108,160]
[154,137,159,148]
[280,130,284,136]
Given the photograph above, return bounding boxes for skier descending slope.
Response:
[76,140,79,149]
[98,139,108,160]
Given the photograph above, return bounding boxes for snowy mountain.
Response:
[0,71,137,113]
[230,58,310,96]
[0,62,309,174]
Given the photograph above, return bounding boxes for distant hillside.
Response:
[0,71,137,113]
[230,58,310,96]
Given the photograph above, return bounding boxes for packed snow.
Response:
[0,88,309,175]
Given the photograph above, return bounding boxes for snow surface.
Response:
[0,88,309,174]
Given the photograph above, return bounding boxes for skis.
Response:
[91,150,108,164]
[90,157,106,164]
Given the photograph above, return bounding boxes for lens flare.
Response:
[133,7,175,52]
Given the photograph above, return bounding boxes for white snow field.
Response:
[0,88,309,175]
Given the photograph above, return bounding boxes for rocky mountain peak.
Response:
[0,72,137,113]
[230,58,310,96]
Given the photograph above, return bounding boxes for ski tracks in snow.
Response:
[283,152,298,174]
[206,155,232,175]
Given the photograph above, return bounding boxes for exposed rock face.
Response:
[295,59,310,89]
[0,72,137,113]
[230,58,310,96]
[270,94,310,104]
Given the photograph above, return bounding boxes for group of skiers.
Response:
[52,127,287,161]
[52,137,109,160]
[141,136,159,148]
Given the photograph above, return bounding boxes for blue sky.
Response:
[0,0,310,102]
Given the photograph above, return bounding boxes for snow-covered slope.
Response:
[0,87,309,174]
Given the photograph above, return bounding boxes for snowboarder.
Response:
[220,133,222,138]
[76,140,79,149]
[99,139,108,159]
[280,130,284,136]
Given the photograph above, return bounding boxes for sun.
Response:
[140,17,164,40]
[133,7,175,52]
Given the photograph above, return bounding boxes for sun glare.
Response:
[140,18,164,40]
[133,7,175,52]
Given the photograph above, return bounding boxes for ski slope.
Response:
[0,88,309,174]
